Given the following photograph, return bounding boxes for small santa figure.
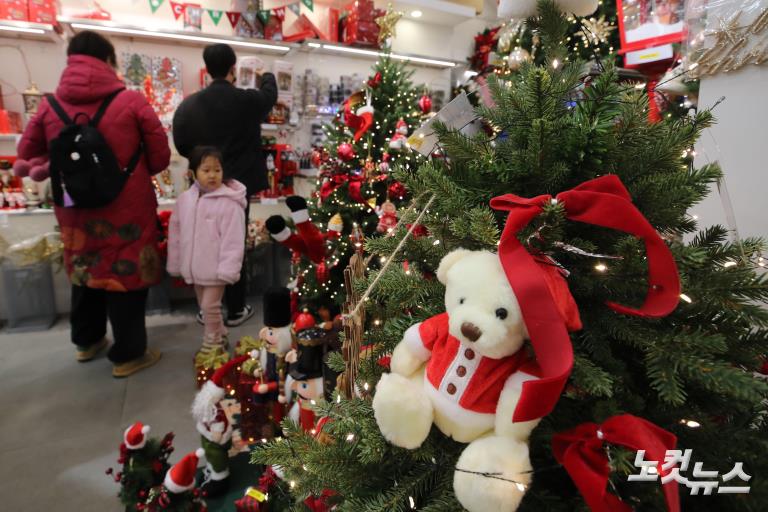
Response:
[376,200,398,235]
[388,118,410,150]
[191,355,249,497]
[265,196,326,264]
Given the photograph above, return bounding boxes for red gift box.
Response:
[345,0,375,21]
[343,19,378,46]
[328,7,339,42]
[27,0,56,24]
[263,15,282,41]
[0,110,22,134]
[235,487,268,512]
[0,0,27,20]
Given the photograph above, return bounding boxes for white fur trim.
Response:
[196,421,233,444]
[271,227,292,242]
[356,105,374,116]
[196,448,206,459]
[206,463,230,481]
[284,375,295,403]
[191,381,225,424]
[141,425,151,434]
[291,209,310,224]
[288,402,300,424]
[403,323,431,361]
[372,372,433,449]
[425,379,495,443]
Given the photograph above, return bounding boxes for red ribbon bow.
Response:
[552,414,680,512]
[303,489,337,512]
[490,175,680,422]
[320,173,365,204]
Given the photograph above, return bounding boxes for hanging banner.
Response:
[148,0,165,14]
[169,0,185,20]
[226,10,242,28]
[287,2,301,16]
[301,0,314,12]
[273,6,286,21]
[207,9,223,25]
[257,9,271,25]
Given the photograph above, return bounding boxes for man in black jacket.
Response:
[172,43,277,326]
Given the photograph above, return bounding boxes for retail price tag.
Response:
[408,91,480,157]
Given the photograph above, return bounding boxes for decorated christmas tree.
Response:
[265,52,426,310]
[253,2,768,511]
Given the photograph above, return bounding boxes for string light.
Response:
[680,293,693,303]
[409,496,416,508]
[594,263,607,272]
[723,261,737,268]
[346,433,355,442]
[680,419,701,428]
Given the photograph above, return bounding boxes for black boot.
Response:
[265,215,287,235]
[200,476,230,498]
[285,195,307,212]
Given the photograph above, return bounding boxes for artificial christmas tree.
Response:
[252,2,768,511]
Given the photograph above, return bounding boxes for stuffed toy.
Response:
[372,249,582,512]
[376,200,398,234]
[497,0,598,19]
[265,196,326,264]
[12,155,50,182]
[191,355,249,497]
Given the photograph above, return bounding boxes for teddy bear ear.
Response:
[436,249,473,285]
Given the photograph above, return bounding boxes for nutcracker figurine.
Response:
[284,316,327,432]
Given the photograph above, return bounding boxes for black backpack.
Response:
[46,90,143,208]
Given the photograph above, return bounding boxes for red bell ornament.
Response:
[418,93,432,114]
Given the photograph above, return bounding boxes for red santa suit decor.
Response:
[265,195,326,264]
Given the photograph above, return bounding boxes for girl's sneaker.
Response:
[225,305,255,327]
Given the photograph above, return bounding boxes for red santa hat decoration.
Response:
[265,196,326,264]
[123,421,151,450]
[164,448,205,494]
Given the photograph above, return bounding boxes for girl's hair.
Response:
[188,146,223,185]
[67,31,117,67]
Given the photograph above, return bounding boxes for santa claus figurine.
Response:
[388,118,410,150]
[191,355,249,497]
[376,200,398,235]
[265,196,326,264]
[251,287,294,437]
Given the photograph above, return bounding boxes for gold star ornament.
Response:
[376,4,403,44]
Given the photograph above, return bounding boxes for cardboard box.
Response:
[0,0,27,21]
[27,0,56,24]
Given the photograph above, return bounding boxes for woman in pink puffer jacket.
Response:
[167,146,246,350]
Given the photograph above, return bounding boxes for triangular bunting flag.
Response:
[301,0,314,12]
[169,0,185,20]
[258,9,271,25]
[148,0,165,14]
[207,9,223,25]
[273,6,286,21]
[287,2,301,16]
[226,11,242,28]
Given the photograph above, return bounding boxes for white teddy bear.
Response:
[498,0,598,20]
[373,249,553,512]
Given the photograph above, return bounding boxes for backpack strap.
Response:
[45,94,72,125]
[91,88,124,127]
[123,143,144,175]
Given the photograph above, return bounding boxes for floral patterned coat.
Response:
[18,55,171,291]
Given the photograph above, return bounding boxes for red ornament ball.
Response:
[388,181,407,200]
[418,94,432,114]
[294,309,316,332]
[337,142,356,162]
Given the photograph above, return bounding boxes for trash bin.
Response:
[1,261,57,332]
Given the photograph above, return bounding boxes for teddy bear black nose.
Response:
[461,322,482,342]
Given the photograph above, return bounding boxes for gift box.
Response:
[27,0,56,24]
[345,0,375,21]
[263,15,282,41]
[0,0,27,20]
[343,19,379,47]
[0,110,22,134]
[193,347,230,389]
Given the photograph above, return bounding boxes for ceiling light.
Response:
[320,44,456,67]
[411,10,423,18]
[69,22,291,52]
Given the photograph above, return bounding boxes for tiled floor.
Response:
[0,308,265,512]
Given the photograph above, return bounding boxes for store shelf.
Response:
[0,19,61,43]
[0,134,21,141]
[300,39,460,68]
[262,123,299,132]
[58,17,294,54]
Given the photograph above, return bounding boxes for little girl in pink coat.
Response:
[167,146,246,350]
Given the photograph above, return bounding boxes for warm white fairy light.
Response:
[337,394,341,403]
[290,481,296,488]
[723,261,737,268]
[681,419,701,428]
[680,293,693,303]
[409,496,416,508]
[261,438,268,444]
[363,382,370,391]
[515,482,527,492]
[595,263,607,272]
[346,433,355,442]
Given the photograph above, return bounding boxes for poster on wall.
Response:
[236,56,265,89]
[121,53,183,132]
[617,0,685,51]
